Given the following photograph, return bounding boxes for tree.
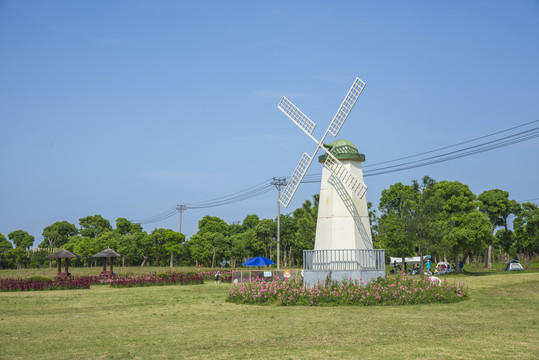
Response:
[478,189,520,267]
[116,234,138,267]
[114,219,143,267]
[79,215,112,238]
[378,182,418,271]
[63,235,82,265]
[0,233,13,268]
[188,234,213,267]
[433,181,477,215]
[431,180,486,270]
[378,178,488,273]
[379,213,414,271]
[163,230,185,267]
[116,218,143,235]
[0,233,11,253]
[291,197,318,266]
[228,232,247,267]
[368,202,380,248]
[195,216,228,267]
[494,229,514,257]
[134,231,152,267]
[149,228,169,266]
[254,219,276,260]
[4,247,28,269]
[40,221,78,249]
[94,230,120,251]
[8,230,34,250]
[225,222,251,267]
[513,202,539,270]
[441,210,491,270]
[242,214,259,229]
[410,176,438,271]
[278,214,298,267]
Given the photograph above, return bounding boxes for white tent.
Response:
[389,256,429,265]
[505,261,524,271]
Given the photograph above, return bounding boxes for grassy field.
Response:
[1,270,538,359]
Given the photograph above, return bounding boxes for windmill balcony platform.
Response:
[303,249,385,287]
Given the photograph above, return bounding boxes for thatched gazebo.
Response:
[46,249,80,278]
[92,248,122,276]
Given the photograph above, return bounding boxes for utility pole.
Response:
[176,204,187,233]
[271,177,286,270]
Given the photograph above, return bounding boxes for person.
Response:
[426,259,431,274]
[215,271,221,285]
[459,260,463,272]
[393,260,398,273]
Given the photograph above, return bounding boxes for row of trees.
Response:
[372,176,539,270]
[1,176,538,270]
[0,198,319,269]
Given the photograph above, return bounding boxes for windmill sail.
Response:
[278,97,317,137]
[322,151,367,198]
[328,78,366,137]
[278,77,366,207]
[279,153,313,207]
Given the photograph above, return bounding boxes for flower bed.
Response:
[0,270,232,292]
[0,272,205,291]
[106,272,204,288]
[226,274,468,306]
[0,276,99,292]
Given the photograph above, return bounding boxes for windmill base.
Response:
[303,269,385,288]
[302,249,386,288]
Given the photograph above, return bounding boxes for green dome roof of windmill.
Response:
[318,139,365,163]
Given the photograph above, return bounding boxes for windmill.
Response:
[278,77,367,208]
[278,77,385,286]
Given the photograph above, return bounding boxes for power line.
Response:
[364,127,539,176]
[132,118,539,224]
[187,184,274,209]
[131,180,275,224]
[363,119,539,168]
[185,178,274,208]
[303,122,539,179]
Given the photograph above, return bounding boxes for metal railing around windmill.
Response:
[303,249,386,271]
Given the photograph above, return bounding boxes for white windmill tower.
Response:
[278,77,385,285]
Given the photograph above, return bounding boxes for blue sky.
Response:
[1,1,538,246]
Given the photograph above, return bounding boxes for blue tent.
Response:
[242,256,275,267]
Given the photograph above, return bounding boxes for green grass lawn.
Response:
[1,270,538,359]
